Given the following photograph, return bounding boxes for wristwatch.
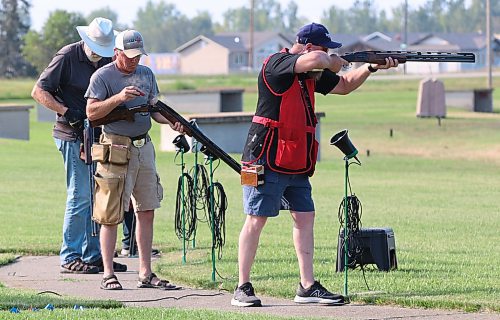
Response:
[368,65,378,73]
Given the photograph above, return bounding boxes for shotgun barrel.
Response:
[341,51,476,64]
[154,100,242,174]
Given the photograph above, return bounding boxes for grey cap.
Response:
[115,29,148,58]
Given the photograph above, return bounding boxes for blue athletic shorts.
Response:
[243,168,315,217]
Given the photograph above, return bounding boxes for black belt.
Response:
[130,133,149,142]
[130,133,150,148]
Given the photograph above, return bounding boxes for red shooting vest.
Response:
[246,53,319,176]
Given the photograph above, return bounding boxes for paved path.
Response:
[0,256,498,320]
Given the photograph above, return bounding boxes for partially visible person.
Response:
[231,22,398,307]
[85,29,183,290]
[120,202,160,257]
[31,17,127,274]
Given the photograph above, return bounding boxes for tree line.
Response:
[1,0,498,77]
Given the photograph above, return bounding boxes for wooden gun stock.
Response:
[341,51,476,64]
[89,104,150,127]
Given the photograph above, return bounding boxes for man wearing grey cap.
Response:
[31,17,127,275]
[232,22,398,307]
[85,29,183,290]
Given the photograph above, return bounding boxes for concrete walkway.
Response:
[0,256,498,320]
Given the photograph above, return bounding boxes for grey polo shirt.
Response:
[85,62,159,138]
[36,40,112,140]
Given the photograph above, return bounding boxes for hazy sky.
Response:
[30,0,435,31]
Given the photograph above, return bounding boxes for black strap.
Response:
[298,78,317,126]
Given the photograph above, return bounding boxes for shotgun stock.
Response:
[89,104,151,127]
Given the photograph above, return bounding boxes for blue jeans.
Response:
[55,138,101,265]
[122,206,136,251]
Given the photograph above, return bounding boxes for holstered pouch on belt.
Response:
[91,144,109,163]
[241,164,265,187]
[109,145,130,164]
[92,132,131,225]
[93,171,125,225]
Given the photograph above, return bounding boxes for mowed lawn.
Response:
[0,75,499,315]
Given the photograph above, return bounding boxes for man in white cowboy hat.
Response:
[31,17,127,274]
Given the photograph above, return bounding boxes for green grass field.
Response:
[0,75,499,317]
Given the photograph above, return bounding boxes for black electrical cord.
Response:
[37,290,226,303]
[189,164,210,223]
[174,150,198,241]
[174,172,197,240]
[337,161,370,290]
[208,181,227,260]
[119,292,225,303]
[181,158,227,261]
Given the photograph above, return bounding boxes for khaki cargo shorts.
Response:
[122,138,163,213]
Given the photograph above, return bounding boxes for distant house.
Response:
[175,32,293,75]
[140,53,179,74]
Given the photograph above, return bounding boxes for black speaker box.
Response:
[336,227,397,272]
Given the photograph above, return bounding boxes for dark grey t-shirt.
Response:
[85,62,159,137]
[36,40,112,141]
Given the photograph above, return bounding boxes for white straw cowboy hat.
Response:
[76,17,118,57]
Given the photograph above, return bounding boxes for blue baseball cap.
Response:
[296,23,342,49]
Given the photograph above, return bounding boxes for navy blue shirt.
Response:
[36,40,112,140]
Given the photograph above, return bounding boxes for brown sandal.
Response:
[100,275,122,290]
[60,258,99,274]
[137,273,181,290]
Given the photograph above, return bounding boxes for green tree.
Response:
[283,1,306,33]
[0,0,33,77]
[222,6,250,32]
[255,0,285,31]
[221,0,295,32]
[320,5,349,34]
[189,11,214,37]
[469,0,500,32]
[134,1,214,52]
[346,0,379,33]
[22,10,86,74]
[444,0,468,32]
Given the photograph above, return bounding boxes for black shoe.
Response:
[89,258,128,273]
[231,282,262,307]
[293,281,345,305]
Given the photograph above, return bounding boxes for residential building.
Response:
[174,32,293,74]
